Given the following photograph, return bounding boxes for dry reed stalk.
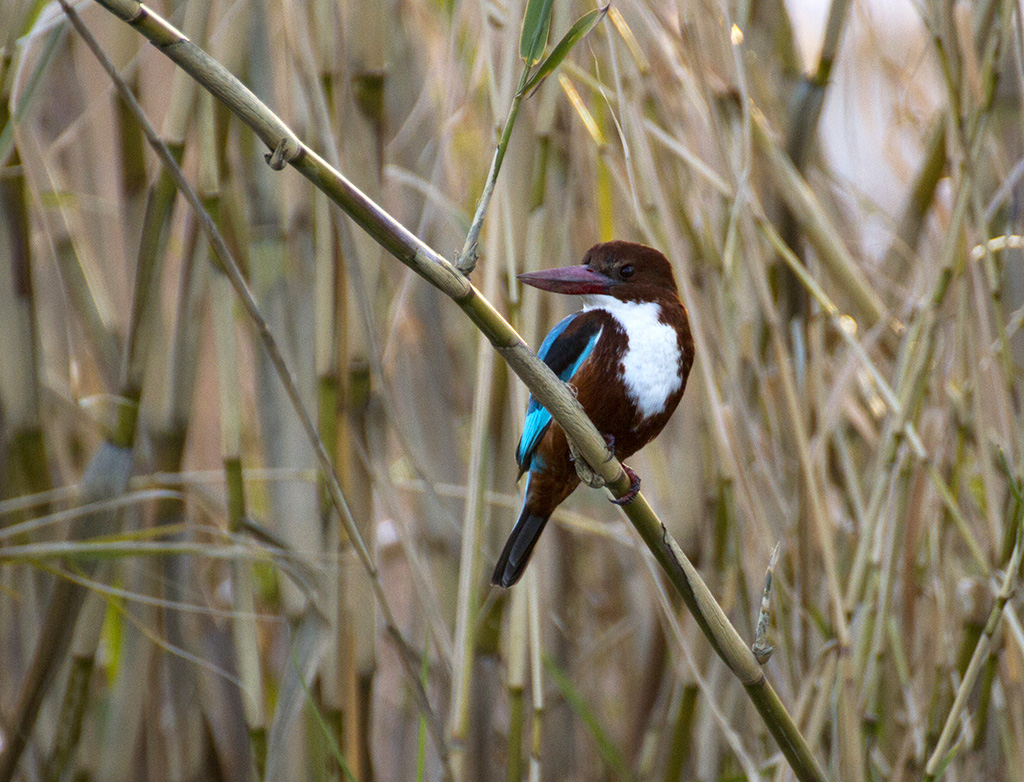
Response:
[335,3,390,772]
[774,0,850,324]
[62,0,833,764]
[201,106,270,778]
[447,205,502,778]
[0,4,202,771]
[50,11,451,776]
[926,517,1023,779]
[526,567,544,782]
[6,0,1023,779]
[505,581,528,782]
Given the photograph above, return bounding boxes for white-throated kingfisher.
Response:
[492,241,694,588]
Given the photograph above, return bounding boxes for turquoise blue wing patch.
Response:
[517,406,553,469]
[516,313,602,471]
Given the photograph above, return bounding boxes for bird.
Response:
[492,240,694,588]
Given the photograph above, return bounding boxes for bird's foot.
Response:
[609,465,641,506]
[602,434,616,462]
[568,440,606,489]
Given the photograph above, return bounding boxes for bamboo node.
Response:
[455,244,478,274]
[752,543,781,665]
[265,137,301,171]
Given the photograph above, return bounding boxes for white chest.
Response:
[583,295,683,419]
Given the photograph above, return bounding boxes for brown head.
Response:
[518,241,679,302]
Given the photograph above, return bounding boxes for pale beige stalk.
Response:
[80,3,829,778]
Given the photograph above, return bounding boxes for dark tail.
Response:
[491,508,550,588]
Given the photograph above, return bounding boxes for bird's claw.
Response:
[568,440,606,488]
[569,437,631,494]
[609,465,640,506]
[603,434,616,462]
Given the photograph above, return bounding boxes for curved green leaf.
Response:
[520,0,555,66]
[522,5,608,95]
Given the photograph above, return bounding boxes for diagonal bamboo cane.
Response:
[82,2,828,779]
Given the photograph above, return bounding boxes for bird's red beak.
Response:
[517,265,612,295]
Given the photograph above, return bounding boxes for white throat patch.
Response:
[582,295,683,419]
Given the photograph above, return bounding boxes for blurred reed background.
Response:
[1,0,1023,780]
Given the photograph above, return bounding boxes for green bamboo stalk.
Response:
[314,182,346,779]
[661,683,698,782]
[152,218,215,782]
[748,208,863,782]
[0,70,55,779]
[884,616,920,751]
[335,215,376,782]
[775,0,851,320]
[924,520,1023,779]
[338,273,376,782]
[82,4,829,779]
[120,140,183,386]
[970,454,1024,753]
[880,0,998,278]
[456,67,528,274]
[46,229,121,388]
[0,26,63,170]
[504,58,560,779]
[114,70,148,208]
[526,567,544,782]
[448,185,503,780]
[303,21,345,754]
[338,6,388,773]
[243,0,320,630]
[62,10,450,770]
[417,632,430,782]
[43,211,207,782]
[969,640,1000,754]
[0,104,50,506]
[881,124,947,270]
[204,87,268,773]
[106,1,150,242]
[38,648,93,782]
[0,440,135,782]
[751,110,891,331]
[290,10,475,755]
[857,457,909,754]
[505,585,528,782]
[0,12,194,775]
[27,2,215,775]
[758,216,989,575]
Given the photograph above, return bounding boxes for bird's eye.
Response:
[620,264,635,279]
